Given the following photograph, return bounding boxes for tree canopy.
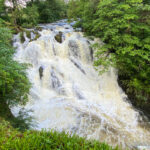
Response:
[0,20,31,106]
[68,0,150,118]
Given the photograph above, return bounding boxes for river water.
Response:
[12,20,150,149]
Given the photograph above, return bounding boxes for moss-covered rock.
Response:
[55,31,63,43]
[19,30,32,43]
[29,31,41,42]
[34,32,40,40]
[20,32,25,43]
[35,26,43,31]
[25,30,31,39]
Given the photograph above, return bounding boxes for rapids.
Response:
[12,20,150,149]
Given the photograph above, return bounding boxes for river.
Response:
[12,20,150,149]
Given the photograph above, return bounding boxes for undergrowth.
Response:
[0,117,118,150]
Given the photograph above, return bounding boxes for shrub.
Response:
[0,20,30,109]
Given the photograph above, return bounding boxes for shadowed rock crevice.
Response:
[50,69,65,95]
[70,58,86,74]
[39,66,44,79]
[73,84,85,100]
[68,40,80,59]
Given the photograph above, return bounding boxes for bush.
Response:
[0,20,31,107]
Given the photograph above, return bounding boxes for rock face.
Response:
[55,32,63,43]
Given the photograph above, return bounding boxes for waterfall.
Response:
[12,20,150,149]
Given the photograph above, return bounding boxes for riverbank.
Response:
[0,117,117,150]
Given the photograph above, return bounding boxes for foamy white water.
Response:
[12,20,150,149]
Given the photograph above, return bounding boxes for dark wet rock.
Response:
[86,40,93,61]
[68,40,80,59]
[87,40,90,44]
[39,66,43,79]
[76,91,84,99]
[51,70,62,89]
[20,32,25,43]
[55,32,63,43]
[90,47,94,61]
[52,45,56,55]
[74,88,84,100]
[73,84,85,100]
[50,69,65,94]
[70,58,86,75]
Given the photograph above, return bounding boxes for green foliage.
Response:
[0,0,9,21]
[68,0,150,117]
[30,0,67,23]
[143,0,150,4]
[0,0,67,29]
[0,0,5,17]
[19,5,39,28]
[5,3,39,28]
[68,0,99,33]
[0,21,31,106]
[0,117,118,150]
[93,0,150,113]
[67,0,81,20]
[0,101,34,131]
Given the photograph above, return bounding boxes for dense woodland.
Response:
[0,0,150,149]
[68,0,150,119]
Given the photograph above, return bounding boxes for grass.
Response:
[0,117,119,150]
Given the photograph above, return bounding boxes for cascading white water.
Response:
[12,20,150,149]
